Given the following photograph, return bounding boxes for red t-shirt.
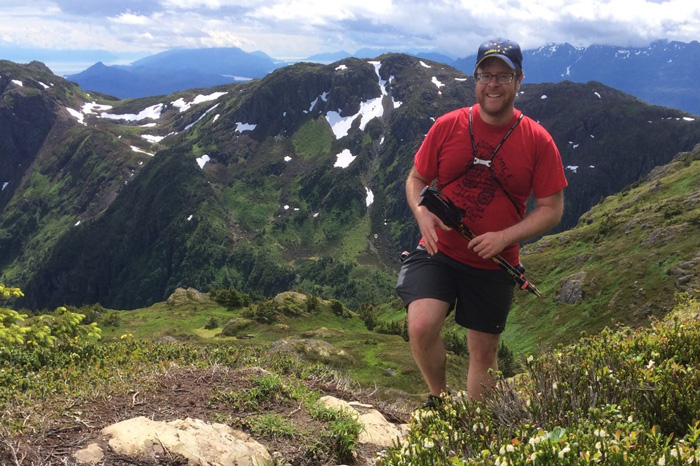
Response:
[414,104,568,269]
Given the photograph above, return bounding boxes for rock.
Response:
[269,338,354,365]
[75,416,271,466]
[73,442,104,465]
[167,287,212,306]
[300,326,342,338]
[318,396,409,448]
[555,271,587,304]
[273,291,308,304]
[220,317,254,336]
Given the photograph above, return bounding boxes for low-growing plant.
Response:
[378,295,700,465]
[247,413,299,439]
[307,402,363,463]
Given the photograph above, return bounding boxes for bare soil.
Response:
[0,366,411,465]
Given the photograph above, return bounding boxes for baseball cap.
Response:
[475,39,523,71]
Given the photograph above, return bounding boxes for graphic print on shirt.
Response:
[450,138,514,224]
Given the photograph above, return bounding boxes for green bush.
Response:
[378,295,700,465]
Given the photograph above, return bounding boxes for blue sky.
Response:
[1,0,698,75]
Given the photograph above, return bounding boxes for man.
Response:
[396,38,567,407]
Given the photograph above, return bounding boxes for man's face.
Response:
[475,58,522,124]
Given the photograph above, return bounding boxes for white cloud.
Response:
[109,13,151,25]
[2,0,700,70]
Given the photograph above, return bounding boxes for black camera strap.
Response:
[466,106,524,217]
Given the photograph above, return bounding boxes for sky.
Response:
[1,0,699,75]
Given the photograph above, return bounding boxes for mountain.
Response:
[304,51,353,64]
[456,40,700,115]
[1,55,699,313]
[65,47,284,99]
[64,41,700,115]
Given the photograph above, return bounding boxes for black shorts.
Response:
[395,247,516,334]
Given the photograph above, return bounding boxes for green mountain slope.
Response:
[503,145,700,354]
[1,56,700,314]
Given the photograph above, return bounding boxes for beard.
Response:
[478,92,517,123]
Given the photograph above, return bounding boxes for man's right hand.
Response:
[415,205,451,256]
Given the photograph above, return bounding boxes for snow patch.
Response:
[101,104,164,122]
[420,61,431,68]
[66,107,86,125]
[432,77,445,88]
[185,103,220,130]
[566,165,579,173]
[171,92,227,112]
[196,154,211,169]
[141,134,165,144]
[334,149,356,168]
[235,122,257,132]
[365,187,374,207]
[130,146,154,156]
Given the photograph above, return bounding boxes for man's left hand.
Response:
[468,231,508,259]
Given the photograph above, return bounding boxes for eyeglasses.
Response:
[474,72,516,85]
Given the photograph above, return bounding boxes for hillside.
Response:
[1,56,700,315]
[1,142,699,463]
[502,144,700,354]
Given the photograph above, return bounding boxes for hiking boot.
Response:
[422,394,443,410]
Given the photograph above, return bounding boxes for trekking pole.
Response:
[418,186,542,297]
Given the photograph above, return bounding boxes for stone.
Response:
[555,271,587,304]
[318,396,408,448]
[73,442,104,464]
[100,416,271,466]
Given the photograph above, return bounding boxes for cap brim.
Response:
[474,54,516,72]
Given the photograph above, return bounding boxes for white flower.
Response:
[507,445,515,452]
[558,446,571,458]
[658,456,666,465]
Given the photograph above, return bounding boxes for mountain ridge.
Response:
[60,40,700,115]
[1,55,699,317]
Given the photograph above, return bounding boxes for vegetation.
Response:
[378,294,700,465]
[2,286,700,464]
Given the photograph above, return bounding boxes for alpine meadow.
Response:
[1,53,699,464]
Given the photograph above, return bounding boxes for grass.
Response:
[97,291,458,399]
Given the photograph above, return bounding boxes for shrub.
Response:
[378,296,700,465]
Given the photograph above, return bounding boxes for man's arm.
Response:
[468,190,564,260]
[406,166,451,256]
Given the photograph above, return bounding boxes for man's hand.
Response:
[468,231,508,259]
[416,206,451,256]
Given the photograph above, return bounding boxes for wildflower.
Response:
[646,360,655,369]
[552,382,558,390]
[527,355,534,363]
[558,446,571,458]
[506,445,515,453]
[658,456,666,465]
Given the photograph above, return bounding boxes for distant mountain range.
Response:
[66,47,282,98]
[65,41,700,115]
